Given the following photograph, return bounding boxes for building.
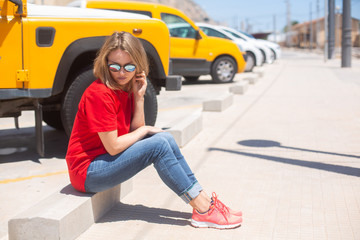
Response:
[290,14,359,48]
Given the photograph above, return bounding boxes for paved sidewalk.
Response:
[80,51,359,239]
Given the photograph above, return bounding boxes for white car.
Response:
[256,39,281,60]
[220,26,275,64]
[197,22,263,72]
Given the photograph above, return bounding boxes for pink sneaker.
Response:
[211,192,242,216]
[191,195,242,229]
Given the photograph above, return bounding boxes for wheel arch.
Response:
[246,51,256,66]
[211,54,238,72]
[52,37,167,97]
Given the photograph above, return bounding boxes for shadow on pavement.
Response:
[238,139,360,159]
[0,126,68,163]
[97,202,192,226]
[208,139,360,177]
[182,79,213,86]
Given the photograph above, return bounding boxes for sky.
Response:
[192,0,360,34]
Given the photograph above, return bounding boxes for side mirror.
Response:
[195,30,202,40]
[9,0,23,15]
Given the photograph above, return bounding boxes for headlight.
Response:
[237,44,244,52]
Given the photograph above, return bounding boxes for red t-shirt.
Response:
[65,79,133,192]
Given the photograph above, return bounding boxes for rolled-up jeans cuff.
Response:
[180,181,203,204]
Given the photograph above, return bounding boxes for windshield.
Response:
[199,27,231,40]
[239,30,255,39]
[223,29,246,41]
[161,13,197,38]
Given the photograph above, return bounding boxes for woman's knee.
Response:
[155,132,177,145]
[148,133,171,150]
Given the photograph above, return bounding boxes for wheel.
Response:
[43,110,64,130]
[184,76,200,82]
[61,68,158,136]
[244,52,255,72]
[210,56,237,83]
[260,50,266,64]
[271,49,277,60]
[143,78,158,126]
[268,50,275,63]
[61,68,96,136]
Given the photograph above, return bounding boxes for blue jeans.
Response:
[84,132,202,203]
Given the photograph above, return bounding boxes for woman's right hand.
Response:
[99,126,164,156]
[142,125,164,135]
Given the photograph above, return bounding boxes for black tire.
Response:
[269,50,275,63]
[184,76,200,82]
[61,68,158,136]
[143,78,158,126]
[244,52,255,72]
[61,68,96,136]
[210,56,237,83]
[260,49,266,64]
[271,49,277,60]
[43,110,64,130]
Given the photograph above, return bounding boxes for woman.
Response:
[65,31,242,229]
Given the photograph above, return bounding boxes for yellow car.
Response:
[0,0,180,155]
[81,0,247,83]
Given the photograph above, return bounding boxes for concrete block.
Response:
[203,93,233,112]
[229,81,249,94]
[167,109,202,147]
[9,180,132,240]
[244,76,259,84]
[253,68,265,77]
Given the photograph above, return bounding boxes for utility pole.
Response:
[286,0,291,47]
[316,0,320,48]
[324,0,328,61]
[310,2,313,50]
[328,0,335,59]
[341,0,352,67]
[335,6,341,48]
[273,15,277,42]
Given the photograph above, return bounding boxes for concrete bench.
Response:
[202,93,234,112]
[229,81,249,95]
[9,180,132,240]
[167,109,202,147]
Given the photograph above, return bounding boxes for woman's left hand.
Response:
[133,71,147,100]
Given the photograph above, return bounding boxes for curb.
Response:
[244,76,259,84]
[253,67,265,78]
[8,180,132,240]
[203,92,234,112]
[229,81,249,94]
[166,109,202,147]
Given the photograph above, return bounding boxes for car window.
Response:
[161,13,197,38]
[224,29,240,38]
[199,27,230,40]
[223,29,247,40]
[240,30,255,39]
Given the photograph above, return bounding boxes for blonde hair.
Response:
[93,31,149,90]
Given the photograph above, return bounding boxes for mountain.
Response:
[129,0,213,23]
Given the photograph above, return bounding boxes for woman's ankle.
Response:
[190,191,211,213]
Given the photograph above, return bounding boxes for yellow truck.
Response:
[77,0,247,83]
[0,0,181,155]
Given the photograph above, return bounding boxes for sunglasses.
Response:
[108,63,136,73]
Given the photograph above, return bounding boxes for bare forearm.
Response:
[99,125,164,156]
[99,127,147,156]
[130,98,145,131]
